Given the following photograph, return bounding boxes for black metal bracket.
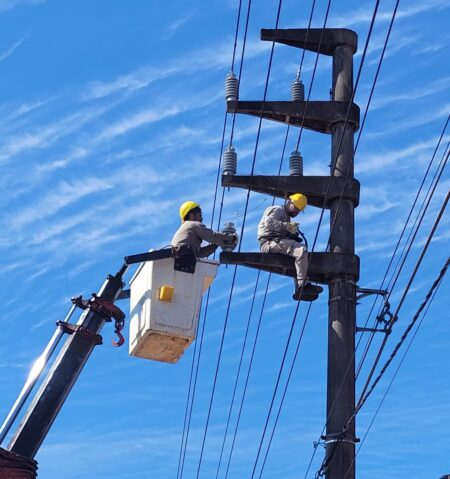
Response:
[261,28,357,55]
[220,251,359,284]
[117,289,130,300]
[227,100,359,134]
[356,287,388,302]
[222,175,360,208]
[56,321,103,346]
[124,248,172,265]
[355,287,392,334]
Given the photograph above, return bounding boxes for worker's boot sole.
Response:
[292,283,323,301]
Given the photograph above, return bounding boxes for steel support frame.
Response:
[7,274,125,458]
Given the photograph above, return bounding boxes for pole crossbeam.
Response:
[222,174,360,208]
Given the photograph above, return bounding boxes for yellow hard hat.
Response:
[289,193,307,211]
[179,201,200,222]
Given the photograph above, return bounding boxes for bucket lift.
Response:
[129,256,218,363]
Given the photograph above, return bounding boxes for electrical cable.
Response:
[355,134,449,382]
[246,2,335,476]
[356,149,449,409]
[342,261,448,479]
[315,141,449,478]
[177,286,213,478]
[176,0,248,475]
[215,2,319,475]
[193,1,285,476]
[214,270,262,478]
[315,188,449,478]
[246,0,390,474]
[356,191,449,412]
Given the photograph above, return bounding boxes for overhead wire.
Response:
[316,184,449,478]
[193,0,286,476]
[355,132,449,382]
[176,0,248,475]
[214,2,319,476]
[223,0,384,473]
[246,2,336,477]
[250,0,447,475]
[308,121,449,479]
[243,0,395,474]
[342,257,449,479]
[356,146,449,410]
[356,189,449,413]
[250,0,403,473]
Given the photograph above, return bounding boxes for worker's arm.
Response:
[259,207,291,237]
[198,244,219,258]
[193,223,236,248]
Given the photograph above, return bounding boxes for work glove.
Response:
[286,222,299,234]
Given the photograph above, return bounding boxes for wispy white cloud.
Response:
[0,36,25,62]
[163,12,195,40]
[332,0,449,27]
[0,0,44,14]
[84,38,269,100]
[0,105,113,163]
[8,177,114,230]
[357,135,450,174]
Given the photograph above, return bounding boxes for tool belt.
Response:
[259,233,304,247]
[172,244,197,274]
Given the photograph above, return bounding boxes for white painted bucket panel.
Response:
[129,257,218,363]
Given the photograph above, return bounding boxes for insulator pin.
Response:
[291,78,305,101]
[225,71,239,101]
[223,145,237,175]
[222,222,237,252]
[289,150,303,176]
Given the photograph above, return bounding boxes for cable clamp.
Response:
[321,433,359,445]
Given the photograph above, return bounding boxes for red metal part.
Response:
[0,448,37,479]
[112,319,125,347]
[71,294,126,347]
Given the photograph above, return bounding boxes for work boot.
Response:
[292,283,323,301]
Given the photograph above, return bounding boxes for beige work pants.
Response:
[260,238,307,286]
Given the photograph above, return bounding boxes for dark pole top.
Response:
[260,28,357,55]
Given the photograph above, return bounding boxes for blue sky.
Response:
[0,0,449,478]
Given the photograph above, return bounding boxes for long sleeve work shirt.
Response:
[171,221,232,258]
[257,205,292,241]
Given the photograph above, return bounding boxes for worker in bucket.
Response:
[171,201,238,259]
[257,193,322,301]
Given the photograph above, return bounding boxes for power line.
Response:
[242,0,391,474]
[355,133,449,382]
[193,1,285,475]
[214,270,262,478]
[247,2,335,476]
[357,149,449,409]
[357,192,449,413]
[316,188,449,478]
[342,259,448,479]
[214,1,320,475]
[177,0,249,474]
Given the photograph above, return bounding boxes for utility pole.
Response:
[219,28,359,479]
[325,41,357,479]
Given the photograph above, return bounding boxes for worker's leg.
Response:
[261,239,307,286]
[277,239,307,285]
